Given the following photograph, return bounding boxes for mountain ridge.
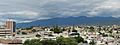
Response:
[16,16,120,28]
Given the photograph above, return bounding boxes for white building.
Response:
[0,28,12,38]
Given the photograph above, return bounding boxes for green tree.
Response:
[72,30,77,32]
[22,32,27,35]
[40,39,57,45]
[89,26,95,32]
[23,39,41,45]
[89,40,96,45]
[50,26,63,34]
[56,37,78,45]
[98,27,102,32]
[32,29,37,32]
[23,37,79,45]
[74,35,84,43]
[62,28,66,31]
[22,27,33,30]
[108,30,112,33]
[72,26,77,32]
[90,26,94,30]
[102,33,108,37]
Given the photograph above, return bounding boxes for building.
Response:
[0,19,16,37]
[6,19,16,35]
[0,38,22,44]
[0,28,11,37]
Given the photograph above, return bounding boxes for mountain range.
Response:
[16,16,120,28]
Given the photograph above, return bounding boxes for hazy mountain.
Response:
[17,16,120,28]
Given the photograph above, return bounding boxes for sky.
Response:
[0,0,120,24]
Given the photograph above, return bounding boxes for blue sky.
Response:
[0,0,120,24]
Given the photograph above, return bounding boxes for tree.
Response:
[50,26,63,34]
[22,27,33,30]
[17,30,20,34]
[36,34,41,37]
[102,33,108,37]
[22,32,27,35]
[116,31,119,34]
[72,30,77,32]
[23,39,41,45]
[40,39,57,45]
[108,30,112,33]
[23,37,78,45]
[56,37,78,45]
[72,26,77,32]
[89,26,95,32]
[32,29,37,32]
[90,26,94,30]
[89,40,96,45]
[83,41,88,43]
[98,27,102,32]
[62,28,67,31]
[74,35,84,43]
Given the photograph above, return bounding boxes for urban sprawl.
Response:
[0,19,120,45]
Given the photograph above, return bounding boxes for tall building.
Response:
[6,19,16,35]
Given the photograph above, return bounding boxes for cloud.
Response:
[0,0,119,24]
[0,11,39,18]
[88,0,120,17]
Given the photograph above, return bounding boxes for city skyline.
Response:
[0,0,120,45]
[0,0,119,25]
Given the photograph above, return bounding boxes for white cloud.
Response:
[0,11,39,19]
[0,0,119,24]
[96,0,120,9]
[112,15,120,18]
[88,0,120,17]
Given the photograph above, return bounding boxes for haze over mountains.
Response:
[17,16,120,28]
